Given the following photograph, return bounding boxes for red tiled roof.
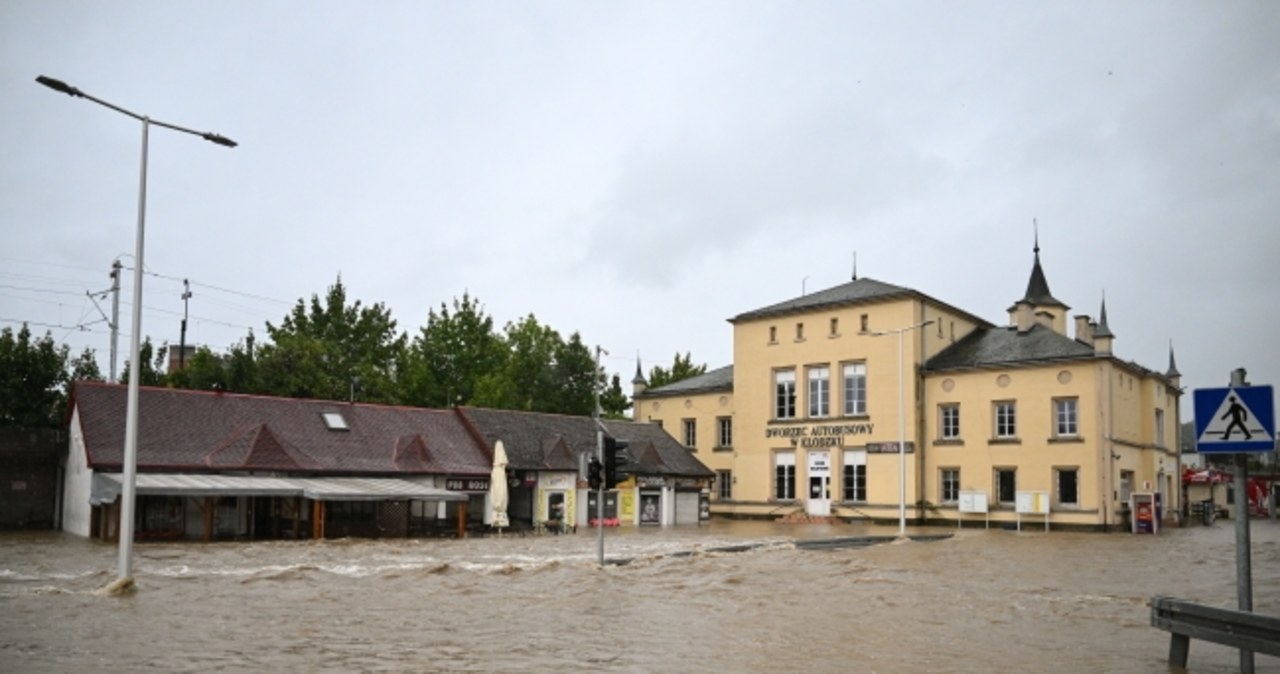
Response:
[71,382,490,476]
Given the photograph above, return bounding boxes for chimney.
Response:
[1074,315,1093,344]
[1013,301,1034,334]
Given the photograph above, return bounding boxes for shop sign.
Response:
[637,476,669,488]
[445,477,489,492]
[674,477,700,489]
[766,422,875,448]
[808,451,830,475]
[866,441,915,454]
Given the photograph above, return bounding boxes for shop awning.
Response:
[90,473,470,506]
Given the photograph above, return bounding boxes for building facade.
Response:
[61,382,713,541]
[635,247,1182,531]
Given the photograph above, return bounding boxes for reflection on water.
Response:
[2,520,1278,673]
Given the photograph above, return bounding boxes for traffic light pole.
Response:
[595,346,606,567]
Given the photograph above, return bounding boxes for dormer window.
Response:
[321,412,349,431]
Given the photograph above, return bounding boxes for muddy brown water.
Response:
[2,520,1278,673]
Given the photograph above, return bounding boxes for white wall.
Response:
[61,408,93,537]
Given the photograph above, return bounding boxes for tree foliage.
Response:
[0,325,103,428]
[600,373,632,419]
[258,276,405,403]
[120,337,168,387]
[33,276,639,420]
[647,352,707,389]
[401,293,504,408]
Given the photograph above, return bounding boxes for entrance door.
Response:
[807,451,831,516]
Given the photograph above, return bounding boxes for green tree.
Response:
[600,373,632,419]
[119,337,167,387]
[549,332,599,416]
[0,325,70,428]
[166,346,227,392]
[474,314,560,411]
[68,347,102,384]
[401,293,505,408]
[223,332,261,394]
[258,276,405,402]
[0,325,103,428]
[647,352,707,389]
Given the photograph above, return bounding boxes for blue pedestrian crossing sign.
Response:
[1193,385,1275,453]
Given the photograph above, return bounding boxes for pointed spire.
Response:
[1020,222,1066,307]
[1094,294,1115,338]
[851,251,858,281]
[631,355,647,385]
[1166,341,1181,378]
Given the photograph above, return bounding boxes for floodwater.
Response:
[2,520,1278,673]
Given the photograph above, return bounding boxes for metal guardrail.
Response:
[1150,595,1280,668]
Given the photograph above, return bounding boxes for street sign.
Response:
[1193,385,1275,453]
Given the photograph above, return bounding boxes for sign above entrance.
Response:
[1193,386,1275,453]
[445,477,490,492]
[866,441,915,454]
[766,422,874,448]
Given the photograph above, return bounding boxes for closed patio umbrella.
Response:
[488,440,510,530]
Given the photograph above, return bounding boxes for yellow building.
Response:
[634,245,1182,531]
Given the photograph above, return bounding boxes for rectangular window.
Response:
[1119,470,1133,504]
[796,323,805,340]
[941,468,960,503]
[717,470,732,500]
[940,404,960,440]
[1154,408,1165,447]
[830,317,839,336]
[775,369,796,419]
[769,326,777,343]
[996,468,1016,504]
[842,449,867,501]
[1054,398,1078,437]
[860,314,869,332]
[717,417,733,449]
[682,419,697,449]
[842,362,867,416]
[775,451,796,500]
[808,366,830,417]
[1057,468,1079,507]
[995,401,1017,439]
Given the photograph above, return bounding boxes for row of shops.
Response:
[62,381,714,541]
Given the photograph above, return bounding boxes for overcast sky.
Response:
[3,2,1277,419]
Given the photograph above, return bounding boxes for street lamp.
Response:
[870,319,934,537]
[36,75,236,587]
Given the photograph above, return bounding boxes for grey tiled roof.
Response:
[730,276,992,329]
[730,277,915,322]
[925,323,1096,371]
[637,365,733,398]
[72,382,492,476]
[458,407,714,478]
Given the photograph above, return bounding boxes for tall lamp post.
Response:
[871,319,934,537]
[36,75,236,586]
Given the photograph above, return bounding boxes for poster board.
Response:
[1015,491,1050,531]
[958,490,989,529]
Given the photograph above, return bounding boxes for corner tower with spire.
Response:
[1007,229,1070,334]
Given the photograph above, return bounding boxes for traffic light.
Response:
[604,436,629,489]
[587,458,603,491]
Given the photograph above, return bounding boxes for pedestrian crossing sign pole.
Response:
[1193,385,1275,454]
[1193,375,1274,673]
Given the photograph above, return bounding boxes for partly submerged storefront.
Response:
[84,473,472,541]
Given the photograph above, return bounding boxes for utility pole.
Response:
[109,260,121,381]
[178,279,192,370]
